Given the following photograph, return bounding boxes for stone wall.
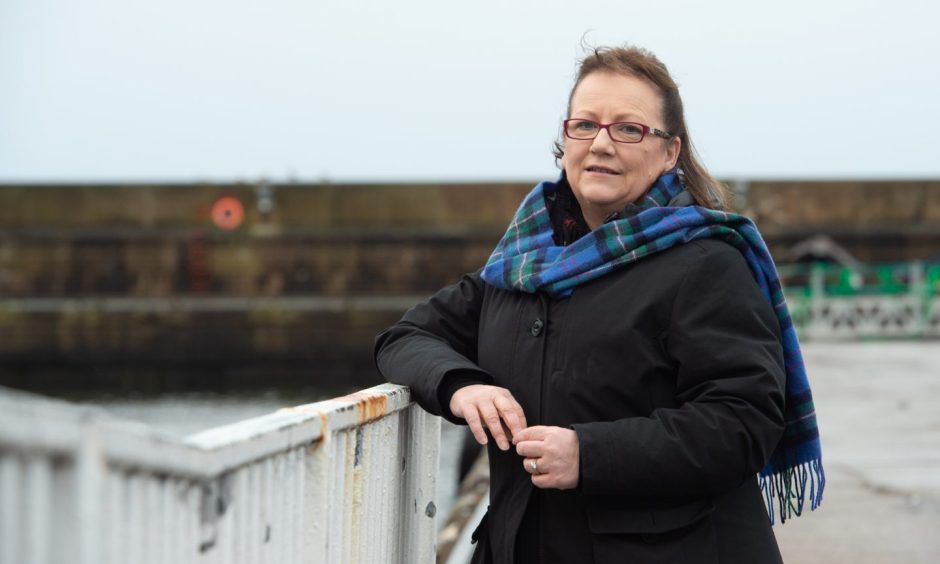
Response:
[2,179,938,389]
[744,180,940,262]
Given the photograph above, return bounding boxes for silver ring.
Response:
[529,460,538,473]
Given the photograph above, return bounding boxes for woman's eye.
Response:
[615,123,643,135]
[573,121,598,131]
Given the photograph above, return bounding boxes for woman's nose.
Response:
[590,128,616,154]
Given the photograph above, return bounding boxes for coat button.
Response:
[530,318,544,337]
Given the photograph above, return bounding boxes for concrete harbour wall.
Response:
[2,179,938,389]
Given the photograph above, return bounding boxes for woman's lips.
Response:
[585,167,621,176]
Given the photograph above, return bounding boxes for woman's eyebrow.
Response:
[568,109,600,119]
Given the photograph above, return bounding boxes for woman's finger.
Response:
[531,470,553,489]
[493,394,526,437]
[461,406,489,446]
[478,401,510,450]
[523,457,543,475]
[512,425,548,445]
[514,440,542,459]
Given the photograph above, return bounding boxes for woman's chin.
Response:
[578,188,633,211]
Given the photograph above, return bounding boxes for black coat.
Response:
[375,239,787,564]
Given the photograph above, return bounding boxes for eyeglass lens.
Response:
[566,120,645,143]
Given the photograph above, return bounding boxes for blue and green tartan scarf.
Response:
[481,169,824,524]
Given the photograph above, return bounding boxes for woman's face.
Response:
[562,71,680,228]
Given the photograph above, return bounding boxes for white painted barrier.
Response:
[0,383,440,564]
[781,261,940,340]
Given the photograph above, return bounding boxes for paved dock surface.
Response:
[774,342,940,563]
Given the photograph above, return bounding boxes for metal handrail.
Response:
[0,383,440,564]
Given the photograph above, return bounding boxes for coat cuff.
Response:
[571,421,618,495]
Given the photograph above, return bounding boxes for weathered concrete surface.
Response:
[775,342,940,563]
[747,180,940,228]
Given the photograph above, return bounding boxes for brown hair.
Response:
[553,45,729,210]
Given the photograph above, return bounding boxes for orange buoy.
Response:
[211,196,245,230]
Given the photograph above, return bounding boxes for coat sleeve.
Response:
[373,270,493,424]
[572,244,787,497]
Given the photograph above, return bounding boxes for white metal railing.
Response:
[781,261,940,340]
[0,383,440,564]
[800,295,937,339]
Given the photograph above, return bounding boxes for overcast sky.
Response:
[1,0,937,183]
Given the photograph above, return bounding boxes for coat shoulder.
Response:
[661,238,753,280]
[674,238,744,261]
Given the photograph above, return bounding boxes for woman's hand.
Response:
[449,385,527,451]
[513,426,580,490]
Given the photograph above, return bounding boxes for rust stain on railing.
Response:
[279,387,395,435]
[334,390,390,425]
[275,405,335,451]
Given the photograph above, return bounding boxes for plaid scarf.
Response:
[481,170,824,524]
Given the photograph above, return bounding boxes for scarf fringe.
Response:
[759,458,826,525]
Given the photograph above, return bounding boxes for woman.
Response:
[375,45,824,564]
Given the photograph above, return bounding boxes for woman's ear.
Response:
[665,136,681,170]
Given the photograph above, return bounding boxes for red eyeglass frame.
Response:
[563,119,672,143]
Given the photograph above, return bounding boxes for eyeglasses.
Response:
[563,119,672,144]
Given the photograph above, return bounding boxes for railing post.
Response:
[910,261,926,336]
[76,418,103,564]
[808,262,825,340]
[399,405,441,563]
[303,425,333,563]
[0,452,22,564]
